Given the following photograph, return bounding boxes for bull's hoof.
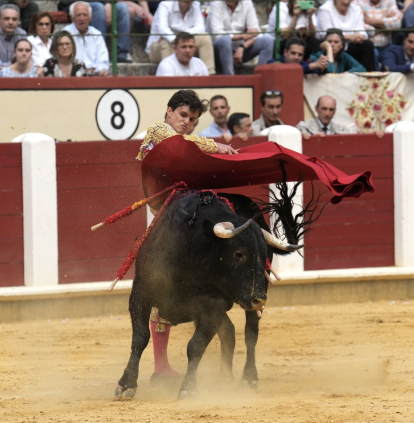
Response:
[241,379,258,389]
[178,389,198,400]
[114,384,137,399]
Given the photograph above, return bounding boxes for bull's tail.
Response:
[255,164,328,253]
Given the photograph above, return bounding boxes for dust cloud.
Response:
[1,301,413,422]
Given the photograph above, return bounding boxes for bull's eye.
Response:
[234,251,244,259]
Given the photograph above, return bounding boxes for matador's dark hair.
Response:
[167,90,209,118]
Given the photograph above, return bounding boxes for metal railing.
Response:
[0,0,409,76]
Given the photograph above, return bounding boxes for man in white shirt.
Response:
[207,1,273,75]
[156,32,209,76]
[146,0,215,74]
[63,1,109,76]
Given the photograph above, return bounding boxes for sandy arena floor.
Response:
[1,300,414,422]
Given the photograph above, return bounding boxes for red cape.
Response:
[141,136,374,205]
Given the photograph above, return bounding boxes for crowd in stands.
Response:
[0,0,413,77]
[198,90,386,140]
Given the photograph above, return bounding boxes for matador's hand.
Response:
[216,142,238,154]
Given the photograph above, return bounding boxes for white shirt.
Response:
[27,35,52,66]
[156,53,209,76]
[146,1,206,53]
[267,3,316,38]
[316,0,368,41]
[63,23,109,72]
[207,1,260,42]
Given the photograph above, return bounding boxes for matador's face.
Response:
[165,105,200,135]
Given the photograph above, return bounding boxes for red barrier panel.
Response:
[0,133,395,286]
[55,137,271,284]
[56,140,146,284]
[0,143,23,286]
[302,133,394,270]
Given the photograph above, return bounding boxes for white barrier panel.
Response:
[13,133,59,286]
[265,126,304,273]
[393,123,414,267]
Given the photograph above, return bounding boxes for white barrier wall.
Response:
[13,133,59,286]
[266,126,305,273]
[393,123,414,267]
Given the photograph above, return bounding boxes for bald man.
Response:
[296,95,349,139]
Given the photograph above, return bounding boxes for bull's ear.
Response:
[202,218,215,238]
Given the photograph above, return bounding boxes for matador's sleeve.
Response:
[137,122,218,161]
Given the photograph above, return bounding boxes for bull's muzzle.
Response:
[213,219,252,238]
[251,297,266,311]
[261,229,305,252]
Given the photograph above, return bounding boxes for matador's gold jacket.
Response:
[136,122,218,161]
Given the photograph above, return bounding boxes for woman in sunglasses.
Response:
[27,12,55,67]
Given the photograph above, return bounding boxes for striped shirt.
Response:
[355,0,402,47]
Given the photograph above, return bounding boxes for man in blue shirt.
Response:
[199,95,233,141]
[279,37,328,74]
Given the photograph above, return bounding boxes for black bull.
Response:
[116,185,309,399]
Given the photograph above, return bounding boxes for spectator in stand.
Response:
[0,4,26,69]
[58,0,132,63]
[146,0,215,74]
[228,112,253,137]
[310,29,366,73]
[27,12,54,67]
[280,37,329,74]
[122,0,153,31]
[317,0,376,71]
[402,0,414,29]
[207,1,273,75]
[1,0,36,33]
[63,2,109,76]
[355,0,402,70]
[156,32,209,76]
[0,38,39,77]
[268,0,320,60]
[382,31,414,72]
[199,94,232,140]
[199,94,251,141]
[252,90,284,136]
[42,31,86,77]
[0,0,38,33]
[296,95,349,138]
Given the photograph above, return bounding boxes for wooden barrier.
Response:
[302,133,394,270]
[0,143,23,286]
[0,133,396,287]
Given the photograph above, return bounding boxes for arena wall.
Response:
[0,64,303,143]
[0,131,401,288]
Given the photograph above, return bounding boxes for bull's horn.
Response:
[214,219,252,238]
[261,229,305,251]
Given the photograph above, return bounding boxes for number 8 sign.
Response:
[96,89,140,140]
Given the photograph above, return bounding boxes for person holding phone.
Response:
[267,0,320,59]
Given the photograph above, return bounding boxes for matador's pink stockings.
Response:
[150,321,180,377]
